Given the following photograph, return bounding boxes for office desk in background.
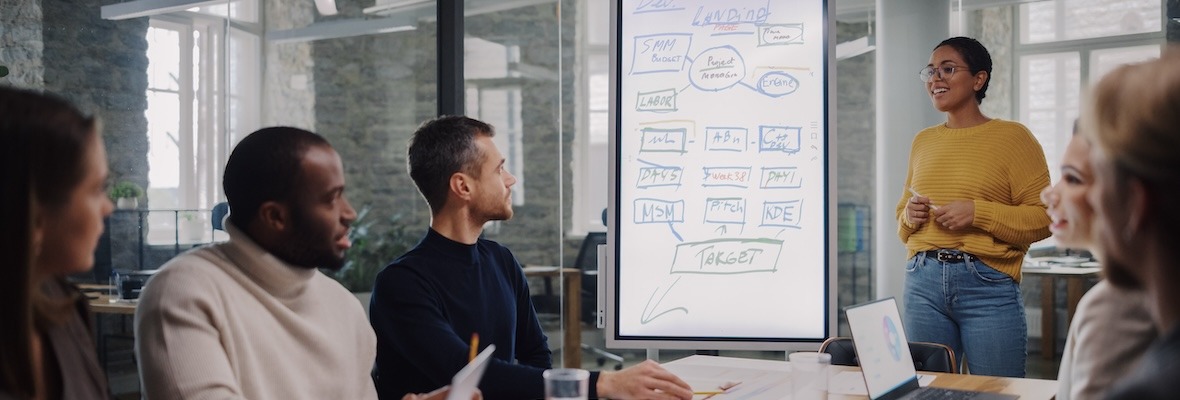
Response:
[79,284,137,368]
[1022,264,1101,360]
[522,266,581,369]
[664,355,1058,400]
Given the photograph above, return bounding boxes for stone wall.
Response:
[40,0,150,274]
[307,1,572,267]
[0,0,44,87]
[265,0,316,128]
[309,0,435,264]
[970,6,1014,120]
[466,3,568,266]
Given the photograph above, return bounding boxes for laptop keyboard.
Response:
[907,388,984,400]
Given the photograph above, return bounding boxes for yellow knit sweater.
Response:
[896,119,1051,281]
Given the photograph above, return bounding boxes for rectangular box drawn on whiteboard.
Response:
[704,127,748,152]
[761,199,803,228]
[639,128,688,153]
[636,89,679,113]
[758,125,802,154]
[701,166,752,188]
[636,165,683,188]
[669,238,783,274]
[633,198,685,223]
[760,167,802,189]
[703,197,746,224]
[630,33,693,75]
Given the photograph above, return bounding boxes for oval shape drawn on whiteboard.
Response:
[760,24,804,45]
[756,71,799,98]
[688,46,747,92]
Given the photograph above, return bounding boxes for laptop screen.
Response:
[845,298,918,399]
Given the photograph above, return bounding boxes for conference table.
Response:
[664,355,1058,400]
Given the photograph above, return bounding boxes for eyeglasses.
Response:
[918,65,968,82]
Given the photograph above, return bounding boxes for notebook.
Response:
[446,344,496,400]
[844,298,1018,400]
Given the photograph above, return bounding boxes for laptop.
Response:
[844,298,1018,400]
[446,344,496,400]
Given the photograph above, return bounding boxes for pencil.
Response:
[908,187,939,210]
[469,333,479,362]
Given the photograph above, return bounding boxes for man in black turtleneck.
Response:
[370,116,692,400]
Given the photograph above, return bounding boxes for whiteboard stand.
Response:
[646,348,659,362]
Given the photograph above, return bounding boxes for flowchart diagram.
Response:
[616,0,828,338]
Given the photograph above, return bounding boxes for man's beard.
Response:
[273,205,346,271]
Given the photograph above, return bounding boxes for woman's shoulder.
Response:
[986,119,1035,136]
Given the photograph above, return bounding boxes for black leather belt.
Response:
[924,250,975,263]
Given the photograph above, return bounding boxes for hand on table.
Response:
[597,359,693,400]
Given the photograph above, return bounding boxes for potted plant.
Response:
[109,181,144,209]
[324,206,420,309]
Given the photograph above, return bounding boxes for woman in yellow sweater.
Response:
[897,37,1051,377]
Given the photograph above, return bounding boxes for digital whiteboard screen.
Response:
[610,0,832,348]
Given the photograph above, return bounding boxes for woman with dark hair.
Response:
[1083,47,1180,400]
[0,86,114,399]
[896,37,1051,377]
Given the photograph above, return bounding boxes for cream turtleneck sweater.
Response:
[135,221,378,400]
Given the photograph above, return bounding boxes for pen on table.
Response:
[695,381,741,397]
[469,333,479,362]
[908,187,939,210]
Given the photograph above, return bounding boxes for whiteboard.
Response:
[607,0,834,350]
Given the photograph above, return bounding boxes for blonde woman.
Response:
[1083,47,1180,400]
[1043,123,1154,400]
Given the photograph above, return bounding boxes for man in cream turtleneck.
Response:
[135,127,460,400]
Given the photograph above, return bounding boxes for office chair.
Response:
[819,337,958,374]
[212,201,230,231]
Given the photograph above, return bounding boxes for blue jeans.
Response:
[903,250,1027,377]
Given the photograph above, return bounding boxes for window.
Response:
[144,2,260,244]
[1016,0,1163,186]
[465,37,526,207]
[571,0,611,234]
[1014,0,1163,249]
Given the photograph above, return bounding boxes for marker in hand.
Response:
[908,187,939,210]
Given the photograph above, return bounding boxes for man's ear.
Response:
[449,172,473,201]
[257,201,291,232]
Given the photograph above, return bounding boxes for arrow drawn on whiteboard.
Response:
[668,223,684,242]
[641,276,688,324]
[775,229,787,238]
[715,225,728,235]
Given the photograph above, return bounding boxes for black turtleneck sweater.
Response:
[370,228,599,399]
